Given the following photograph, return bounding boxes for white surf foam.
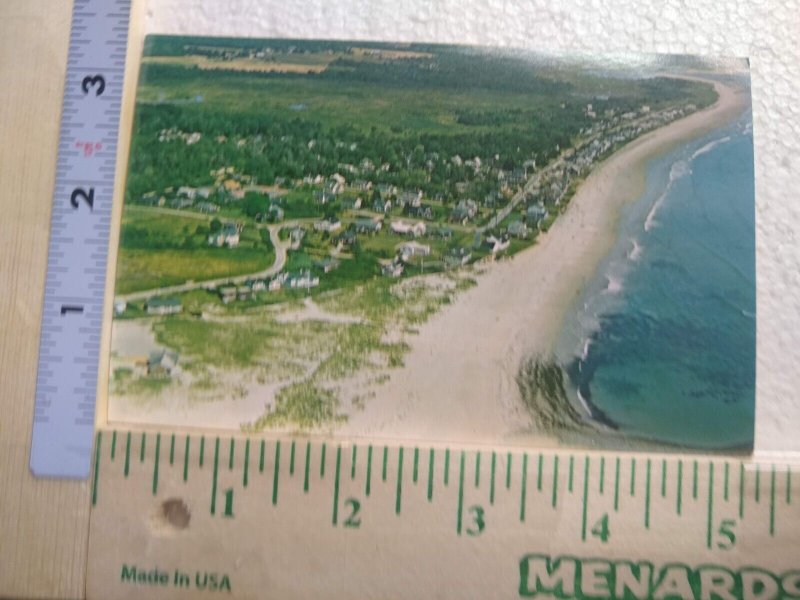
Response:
[691,136,731,160]
[604,275,623,294]
[644,160,690,232]
[628,238,643,261]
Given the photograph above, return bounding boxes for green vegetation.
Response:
[110,37,718,430]
[115,207,273,294]
[248,383,344,430]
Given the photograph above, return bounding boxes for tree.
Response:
[210,218,222,233]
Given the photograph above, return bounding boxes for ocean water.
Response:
[553,110,755,450]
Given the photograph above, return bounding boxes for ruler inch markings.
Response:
[243,439,250,488]
[30,0,133,478]
[395,447,404,515]
[183,436,190,482]
[303,441,310,493]
[520,453,528,523]
[581,456,590,541]
[210,438,220,516]
[272,441,281,506]
[366,445,373,497]
[706,461,714,549]
[489,451,496,505]
[332,446,342,525]
[427,448,435,502]
[552,455,559,508]
[152,433,161,496]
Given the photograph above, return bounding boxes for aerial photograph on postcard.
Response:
[107,37,755,452]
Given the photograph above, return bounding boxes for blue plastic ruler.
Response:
[30,0,132,478]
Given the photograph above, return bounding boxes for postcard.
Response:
[107,37,755,452]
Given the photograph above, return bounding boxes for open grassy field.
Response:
[115,208,274,294]
[115,248,271,294]
[143,54,335,74]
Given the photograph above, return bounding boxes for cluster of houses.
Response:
[218,270,321,304]
[520,102,698,214]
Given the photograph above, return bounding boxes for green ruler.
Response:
[87,429,799,599]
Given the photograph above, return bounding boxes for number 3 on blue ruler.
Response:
[29,0,132,479]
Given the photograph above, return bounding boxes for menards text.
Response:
[519,554,800,600]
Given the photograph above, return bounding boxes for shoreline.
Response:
[336,76,751,448]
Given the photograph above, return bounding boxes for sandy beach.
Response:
[337,76,750,447]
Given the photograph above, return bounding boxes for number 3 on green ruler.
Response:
[466,505,485,536]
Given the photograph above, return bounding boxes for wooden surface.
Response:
[0,2,90,598]
[0,1,142,598]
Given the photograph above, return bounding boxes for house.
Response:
[286,270,320,289]
[113,299,127,316]
[267,204,284,222]
[314,217,341,233]
[288,227,306,250]
[508,169,526,185]
[485,234,511,254]
[449,206,470,225]
[314,257,340,273]
[376,183,395,198]
[352,179,372,191]
[507,220,529,239]
[340,196,362,210]
[397,190,422,208]
[314,189,335,205]
[526,203,547,225]
[444,247,472,268]
[399,241,431,261]
[455,181,469,194]
[145,297,182,315]
[268,273,288,292]
[147,350,179,377]
[333,230,358,251]
[373,198,392,213]
[327,173,346,194]
[177,186,198,199]
[483,191,502,208]
[219,286,237,304]
[196,202,219,213]
[381,260,404,278]
[250,279,267,292]
[221,179,242,197]
[432,227,453,240]
[208,223,240,248]
[169,197,195,210]
[390,220,426,237]
[456,199,478,218]
[405,204,434,220]
[354,218,382,234]
[237,286,254,301]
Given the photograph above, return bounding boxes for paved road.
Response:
[118,222,291,302]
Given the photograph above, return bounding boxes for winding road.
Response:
[118,212,294,302]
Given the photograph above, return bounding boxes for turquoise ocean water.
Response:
[553,107,755,450]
